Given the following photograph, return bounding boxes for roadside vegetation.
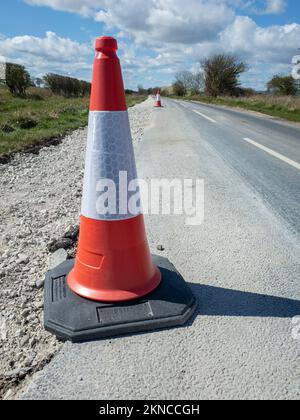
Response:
[0,85,90,157]
[183,94,300,122]
[126,93,147,108]
[167,54,300,122]
[0,64,147,158]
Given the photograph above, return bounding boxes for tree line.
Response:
[3,63,92,98]
[3,63,157,98]
[172,54,298,97]
[3,58,298,99]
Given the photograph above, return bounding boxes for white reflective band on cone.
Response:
[81,111,141,221]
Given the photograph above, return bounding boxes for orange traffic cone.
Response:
[67,36,161,302]
[154,89,162,107]
[44,37,196,343]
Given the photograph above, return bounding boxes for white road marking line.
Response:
[193,109,216,123]
[243,137,300,171]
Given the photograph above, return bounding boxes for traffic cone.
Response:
[154,89,162,107]
[43,36,196,342]
[67,36,161,302]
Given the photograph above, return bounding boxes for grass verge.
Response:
[0,86,147,159]
[174,94,300,123]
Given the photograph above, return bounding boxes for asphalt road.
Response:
[174,99,300,234]
[21,99,300,400]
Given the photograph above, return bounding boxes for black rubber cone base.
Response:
[44,255,197,343]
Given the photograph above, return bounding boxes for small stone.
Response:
[35,278,45,289]
[34,301,44,310]
[18,368,30,380]
[3,389,13,400]
[21,309,30,318]
[2,250,11,258]
[17,254,29,264]
[48,238,73,253]
[27,313,37,322]
[5,368,21,379]
[4,235,11,244]
[20,299,28,308]
[20,335,29,346]
[29,337,37,347]
[157,245,165,252]
[17,232,27,239]
[49,248,68,270]
[64,225,79,241]
[15,329,24,338]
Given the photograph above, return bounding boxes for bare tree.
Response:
[189,72,204,95]
[173,71,204,96]
[173,80,187,96]
[202,55,248,97]
[174,71,191,95]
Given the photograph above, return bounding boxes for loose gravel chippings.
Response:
[0,98,153,399]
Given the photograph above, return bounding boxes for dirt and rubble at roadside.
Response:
[0,98,153,400]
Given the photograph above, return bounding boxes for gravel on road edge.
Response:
[0,98,153,400]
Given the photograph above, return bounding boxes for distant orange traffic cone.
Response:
[154,89,162,107]
[44,36,196,343]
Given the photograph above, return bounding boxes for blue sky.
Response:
[0,0,299,90]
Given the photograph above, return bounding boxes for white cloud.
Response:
[8,0,298,89]
[24,0,106,17]
[23,0,288,20]
[259,0,287,14]
[26,1,237,44]
[24,1,236,44]
[0,31,92,78]
[220,17,300,63]
[226,0,287,15]
[96,0,235,44]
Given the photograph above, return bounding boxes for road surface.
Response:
[175,99,300,234]
[21,99,300,400]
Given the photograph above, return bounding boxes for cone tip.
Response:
[95,36,118,52]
